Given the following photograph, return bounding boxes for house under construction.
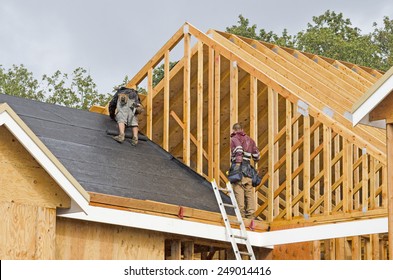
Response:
[1,22,393,260]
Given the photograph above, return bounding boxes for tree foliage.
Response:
[0,64,112,109]
[227,11,393,71]
[0,64,45,101]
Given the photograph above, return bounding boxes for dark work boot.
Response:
[113,133,125,143]
[131,136,138,146]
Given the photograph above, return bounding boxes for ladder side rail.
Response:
[211,180,242,260]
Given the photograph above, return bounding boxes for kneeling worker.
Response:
[113,88,143,146]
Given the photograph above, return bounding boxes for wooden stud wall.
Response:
[126,23,389,249]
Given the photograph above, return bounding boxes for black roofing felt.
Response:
[1,94,232,213]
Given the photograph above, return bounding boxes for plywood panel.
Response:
[0,201,56,259]
[272,241,315,260]
[0,126,70,208]
[56,217,165,260]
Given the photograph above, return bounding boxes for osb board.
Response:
[56,217,165,260]
[0,126,70,208]
[271,223,318,260]
[272,241,316,260]
[0,201,56,259]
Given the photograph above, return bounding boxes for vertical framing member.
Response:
[196,41,204,174]
[183,29,191,166]
[285,99,293,219]
[213,53,221,184]
[163,50,170,151]
[146,68,153,139]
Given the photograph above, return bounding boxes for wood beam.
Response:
[250,75,258,142]
[146,68,153,139]
[214,53,221,184]
[127,24,185,88]
[323,125,332,215]
[183,241,194,260]
[387,123,393,258]
[267,87,277,221]
[171,239,181,260]
[303,115,311,217]
[230,61,239,130]
[183,30,191,166]
[208,47,214,179]
[285,100,292,220]
[163,50,170,151]
[196,41,204,174]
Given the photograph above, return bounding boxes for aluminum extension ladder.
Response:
[211,180,256,260]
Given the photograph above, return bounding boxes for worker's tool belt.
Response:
[227,163,243,184]
[228,161,261,187]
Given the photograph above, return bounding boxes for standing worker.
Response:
[230,123,260,219]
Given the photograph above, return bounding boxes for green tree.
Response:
[295,10,381,69]
[226,15,259,40]
[372,16,393,71]
[153,61,178,87]
[227,12,393,71]
[0,64,45,101]
[226,14,295,47]
[43,67,112,110]
[0,65,112,110]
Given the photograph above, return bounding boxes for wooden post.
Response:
[208,47,214,179]
[230,61,238,131]
[214,53,221,184]
[163,50,170,151]
[250,75,258,142]
[183,241,194,260]
[147,68,153,139]
[285,100,292,219]
[183,30,191,166]
[196,41,204,174]
[171,239,182,260]
[323,125,332,215]
[362,153,369,212]
[342,140,352,212]
[351,236,361,260]
[387,123,393,258]
[267,87,275,221]
[303,115,311,217]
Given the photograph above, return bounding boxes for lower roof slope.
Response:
[0,93,227,213]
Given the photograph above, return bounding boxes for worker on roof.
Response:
[229,123,260,219]
[111,87,143,146]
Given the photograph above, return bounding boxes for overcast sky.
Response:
[1,0,392,94]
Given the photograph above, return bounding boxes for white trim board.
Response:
[352,73,393,127]
[57,204,388,248]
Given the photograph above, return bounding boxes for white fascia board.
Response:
[352,76,393,126]
[57,204,262,246]
[0,111,89,213]
[259,218,388,247]
[57,203,388,248]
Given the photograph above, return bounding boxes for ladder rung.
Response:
[239,251,252,256]
[222,203,235,208]
[218,187,230,193]
[233,235,247,240]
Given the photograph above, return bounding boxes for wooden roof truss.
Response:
[125,23,388,226]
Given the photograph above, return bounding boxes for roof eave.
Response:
[0,102,90,213]
[352,67,393,128]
